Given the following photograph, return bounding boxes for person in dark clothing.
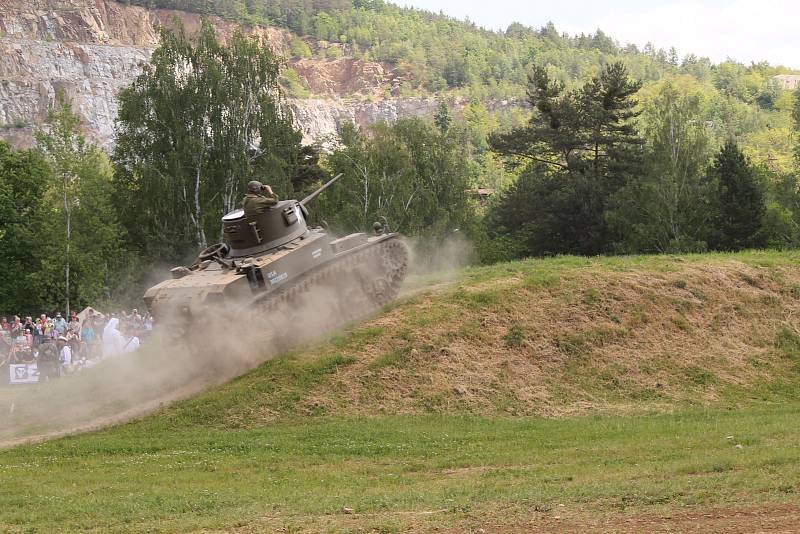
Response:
[242,181,278,220]
[37,337,60,382]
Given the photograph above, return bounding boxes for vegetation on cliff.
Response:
[122,0,799,173]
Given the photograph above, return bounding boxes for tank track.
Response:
[252,237,409,325]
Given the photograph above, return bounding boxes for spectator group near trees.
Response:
[0,308,151,383]
[2,16,800,360]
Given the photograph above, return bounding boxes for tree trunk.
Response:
[194,166,207,248]
[63,172,71,317]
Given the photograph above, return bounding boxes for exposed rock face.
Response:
[291,57,390,96]
[291,97,520,145]
[291,97,441,144]
[0,36,151,147]
[0,0,523,149]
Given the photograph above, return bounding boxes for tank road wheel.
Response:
[241,238,410,352]
[381,239,409,276]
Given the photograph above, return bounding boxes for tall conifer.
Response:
[710,140,765,250]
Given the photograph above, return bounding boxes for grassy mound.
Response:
[159,250,800,428]
[4,251,800,532]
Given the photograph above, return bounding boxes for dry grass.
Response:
[184,252,800,426]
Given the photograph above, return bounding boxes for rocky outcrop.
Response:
[0,0,523,149]
[0,36,151,147]
[291,57,390,96]
[290,97,440,144]
[290,97,522,145]
[0,0,293,49]
[0,0,304,147]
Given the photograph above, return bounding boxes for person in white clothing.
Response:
[102,318,126,358]
[57,335,72,373]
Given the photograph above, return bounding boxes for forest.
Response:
[122,0,799,173]
[1,4,800,315]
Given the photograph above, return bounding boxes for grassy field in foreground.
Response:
[5,251,800,531]
[2,405,800,532]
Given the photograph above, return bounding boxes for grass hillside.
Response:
[4,251,800,532]
[167,251,800,427]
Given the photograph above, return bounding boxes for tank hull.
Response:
[143,228,408,324]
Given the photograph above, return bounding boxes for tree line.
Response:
[2,22,799,314]
[485,66,787,259]
[0,103,132,315]
[118,1,799,186]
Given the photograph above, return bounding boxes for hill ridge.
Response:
[154,251,800,430]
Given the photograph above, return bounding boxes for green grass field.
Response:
[3,251,800,532]
[3,406,800,532]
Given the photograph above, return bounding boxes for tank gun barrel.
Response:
[300,173,343,208]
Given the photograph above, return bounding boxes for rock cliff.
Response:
[0,0,519,149]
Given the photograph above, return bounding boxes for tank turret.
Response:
[222,173,342,258]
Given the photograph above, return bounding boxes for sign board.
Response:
[9,364,38,384]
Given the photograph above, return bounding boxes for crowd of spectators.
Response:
[0,308,152,379]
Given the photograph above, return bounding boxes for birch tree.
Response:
[35,96,127,312]
[607,82,715,253]
[113,21,302,260]
[316,119,475,239]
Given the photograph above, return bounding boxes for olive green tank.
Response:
[143,174,409,328]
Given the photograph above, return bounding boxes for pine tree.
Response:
[488,62,643,256]
[434,100,451,134]
[710,140,765,250]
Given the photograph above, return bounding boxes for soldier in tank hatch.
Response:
[242,181,278,220]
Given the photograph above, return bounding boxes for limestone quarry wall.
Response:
[0,0,518,148]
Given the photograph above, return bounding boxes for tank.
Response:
[143,174,409,332]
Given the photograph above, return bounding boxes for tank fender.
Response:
[329,233,368,254]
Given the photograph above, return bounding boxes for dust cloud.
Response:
[0,235,473,447]
[401,232,474,295]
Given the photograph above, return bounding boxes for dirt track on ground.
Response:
[0,374,209,449]
[456,505,800,533]
[231,504,800,533]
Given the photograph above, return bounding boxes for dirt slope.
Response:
[156,251,800,428]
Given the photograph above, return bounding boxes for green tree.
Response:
[709,140,765,250]
[486,164,602,257]
[794,87,800,165]
[489,62,643,255]
[114,21,303,260]
[759,171,800,248]
[289,36,313,58]
[434,100,451,134]
[0,142,50,314]
[35,97,128,313]
[608,82,715,253]
[317,119,475,242]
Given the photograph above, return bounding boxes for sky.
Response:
[395,0,800,69]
